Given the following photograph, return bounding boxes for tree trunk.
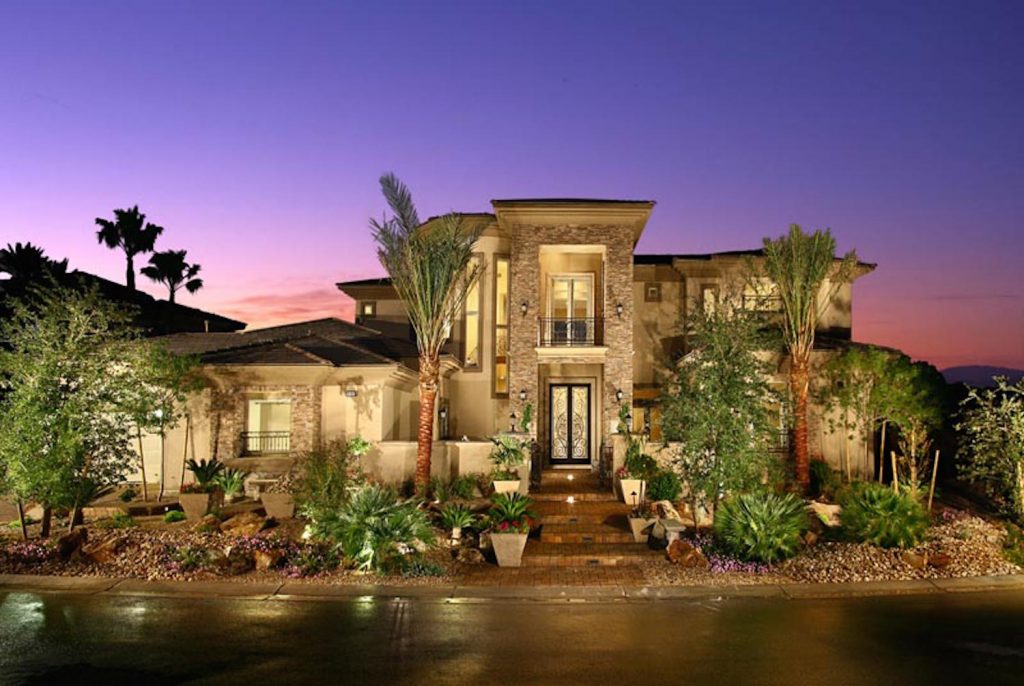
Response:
[878,421,887,483]
[790,356,811,491]
[126,253,135,291]
[178,414,192,496]
[158,431,166,502]
[415,355,440,492]
[40,508,52,538]
[16,500,28,542]
[137,427,149,501]
[168,287,176,304]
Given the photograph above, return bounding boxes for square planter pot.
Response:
[493,480,521,495]
[619,478,646,505]
[628,517,656,544]
[178,490,223,522]
[491,532,529,567]
[261,493,296,519]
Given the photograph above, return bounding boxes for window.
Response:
[645,283,661,302]
[463,255,482,369]
[357,301,376,323]
[244,399,291,454]
[493,255,510,396]
[701,286,718,314]
[742,279,782,312]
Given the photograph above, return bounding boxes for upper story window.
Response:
[701,285,718,314]
[645,283,662,303]
[357,301,376,323]
[542,274,597,346]
[742,278,782,312]
[244,399,291,454]
[493,255,510,396]
[463,255,482,369]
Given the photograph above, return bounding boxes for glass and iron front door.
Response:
[549,384,591,464]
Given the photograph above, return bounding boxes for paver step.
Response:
[522,540,661,567]
[531,491,618,502]
[540,522,634,544]
[534,500,630,524]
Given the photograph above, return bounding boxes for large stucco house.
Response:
[141,199,874,493]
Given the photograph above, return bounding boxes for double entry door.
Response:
[549,384,591,465]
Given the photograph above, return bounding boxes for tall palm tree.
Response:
[760,225,857,491]
[95,206,164,290]
[0,242,68,282]
[370,173,483,490]
[141,249,203,303]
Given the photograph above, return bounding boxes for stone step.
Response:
[521,540,661,567]
[540,522,635,544]
[533,501,630,524]
[530,490,618,502]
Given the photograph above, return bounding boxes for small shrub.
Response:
[7,516,35,529]
[450,474,478,500]
[438,503,476,531]
[98,512,136,529]
[714,492,808,564]
[489,434,528,480]
[809,459,842,501]
[428,476,453,503]
[171,545,209,572]
[647,470,682,502]
[119,487,138,503]
[295,440,359,521]
[163,510,187,523]
[399,557,445,578]
[284,544,341,577]
[1003,524,1024,567]
[216,468,247,499]
[839,482,929,549]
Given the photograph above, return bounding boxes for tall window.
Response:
[244,399,291,454]
[742,278,782,311]
[463,255,482,369]
[493,255,510,396]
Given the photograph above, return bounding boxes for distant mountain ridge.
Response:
[942,366,1024,387]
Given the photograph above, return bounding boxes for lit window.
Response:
[742,279,781,311]
[244,399,291,454]
[464,256,482,368]
[360,301,376,317]
[701,286,717,314]
[645,283,661,302]
[494,256,510,396]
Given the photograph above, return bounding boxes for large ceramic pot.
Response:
[178,490,224,522]
[492,480,521,495]
[491,532,529,567]
[619,478,646,505]
[261,493,296,519]
[628,517,656,544]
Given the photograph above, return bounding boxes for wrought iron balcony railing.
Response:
[537,317,603,347]
[241,431,291,455]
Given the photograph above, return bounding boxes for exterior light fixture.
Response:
[520,301,529,316]
[566,496,575,505]
[439,407,447,419]
[615,302,624,318]
[519,389,527,401]
[567,474,574,482]
[630,491,638,509]
[615,388,624,403]
[510,411,517,433]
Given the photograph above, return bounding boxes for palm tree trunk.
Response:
[415,355,440,492]
[126,253,135,290]
[790,356,811,491]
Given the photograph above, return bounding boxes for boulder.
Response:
[652,500,683,522]
[213,547,255,576]
[57,528,88,561]
[666,539,709,569]
[456,547,485,564]
[808,501,842,528]
[901,551,928,570]
[221,512,267,537]
[254,549,285,571]
[928,552,953,569]
[803,530,819,547]
[83,535,126,564]
[194,514,221,533]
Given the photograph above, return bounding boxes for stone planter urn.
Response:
[261,493,296,519]
[179,490,224,522]
[620,478,646,505]
[628,517,656,544]
[492,479,521,495]
[491,532,529,567]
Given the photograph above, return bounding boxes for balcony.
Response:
[538,317,604,347]
[241,431,291,455]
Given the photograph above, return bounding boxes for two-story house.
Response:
[145,199,874,492]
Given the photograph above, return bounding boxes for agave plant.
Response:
[839,482,929,549]
[714,492,808,564]
[438,503,476,532]
[185,458,225,487]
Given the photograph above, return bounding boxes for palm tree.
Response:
[141,249,203,303]
[95,206,164,290]
[0,242,68,282]
[760,225,857,491]
[370,173,484,490]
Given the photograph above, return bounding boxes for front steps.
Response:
[522,470,659,567]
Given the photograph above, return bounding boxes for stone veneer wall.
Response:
[209,384,322,459]
[508,223,634,447]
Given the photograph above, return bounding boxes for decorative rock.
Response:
[221,512,266,537]
[901,551,928,570]
[83,535,126,564]
[666,540,709,569]
[803,530,819,547]
[194,514,221,533]
[57,528,88,561]
[254,549,284,571]
[456,547,485,564]
[808,501,842,528]
[218,547,255,576]
[928,552,953,569]
[652,500,683,522]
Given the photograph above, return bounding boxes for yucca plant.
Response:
[216,468,246,501]
[310,484,435,573]
[438,503,476,543]
[839,482,929,548]
[714,492,808,564]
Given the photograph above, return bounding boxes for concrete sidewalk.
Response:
[4,572,1024,602]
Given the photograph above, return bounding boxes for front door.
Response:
[549,384,591,465]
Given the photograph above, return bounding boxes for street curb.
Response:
[3,573,1024,602]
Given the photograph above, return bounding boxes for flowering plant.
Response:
[487,492,535,534]
[180,481,219,494]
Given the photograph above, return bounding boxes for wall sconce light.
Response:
[439,407,447,419]
[509,410,517,433]
[344,389,358,398]
[615,388,624,403]
[518,389,527,402]
[615,302,624,318]
[520,301,529,316]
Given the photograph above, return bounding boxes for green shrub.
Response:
[647,470,682,502]
[215,468,247,499]
[714,492,808,564]
[119,487,137,503]
[295,440,358,521]
[163,510,187,523]
[450,474,478,500]
[438,503,476,530]
[810,459,842,501]
[488,434,528,480]
[308,484,434,573]
[399,557,446,578]
[171,546,208,572]
[97,511,136,529]
[487,492,535,533]
[839,482,929,549]
[287,544,341,577]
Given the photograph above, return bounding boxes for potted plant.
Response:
[438,502,476,545]
[215,468,247,503]
[179,458,225,521]
[487,492,534,567]
[489,434,527,494]
[627,500,656,544]
[616,404,656,503]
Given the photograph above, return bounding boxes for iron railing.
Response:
[741,294,783,312]
[537,317,603,347]
[241,431,291,455]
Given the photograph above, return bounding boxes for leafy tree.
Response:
[757,225,857,491]
[0,242,68,282]
[660,295,780,522]
[886,357,948,496]
[95,205,163,291]
[369,173,483,490]
[0,286,148,536]
[141,249,203,303]
[956,377,1024,522]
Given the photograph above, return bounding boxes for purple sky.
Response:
[1,1,1022,370]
